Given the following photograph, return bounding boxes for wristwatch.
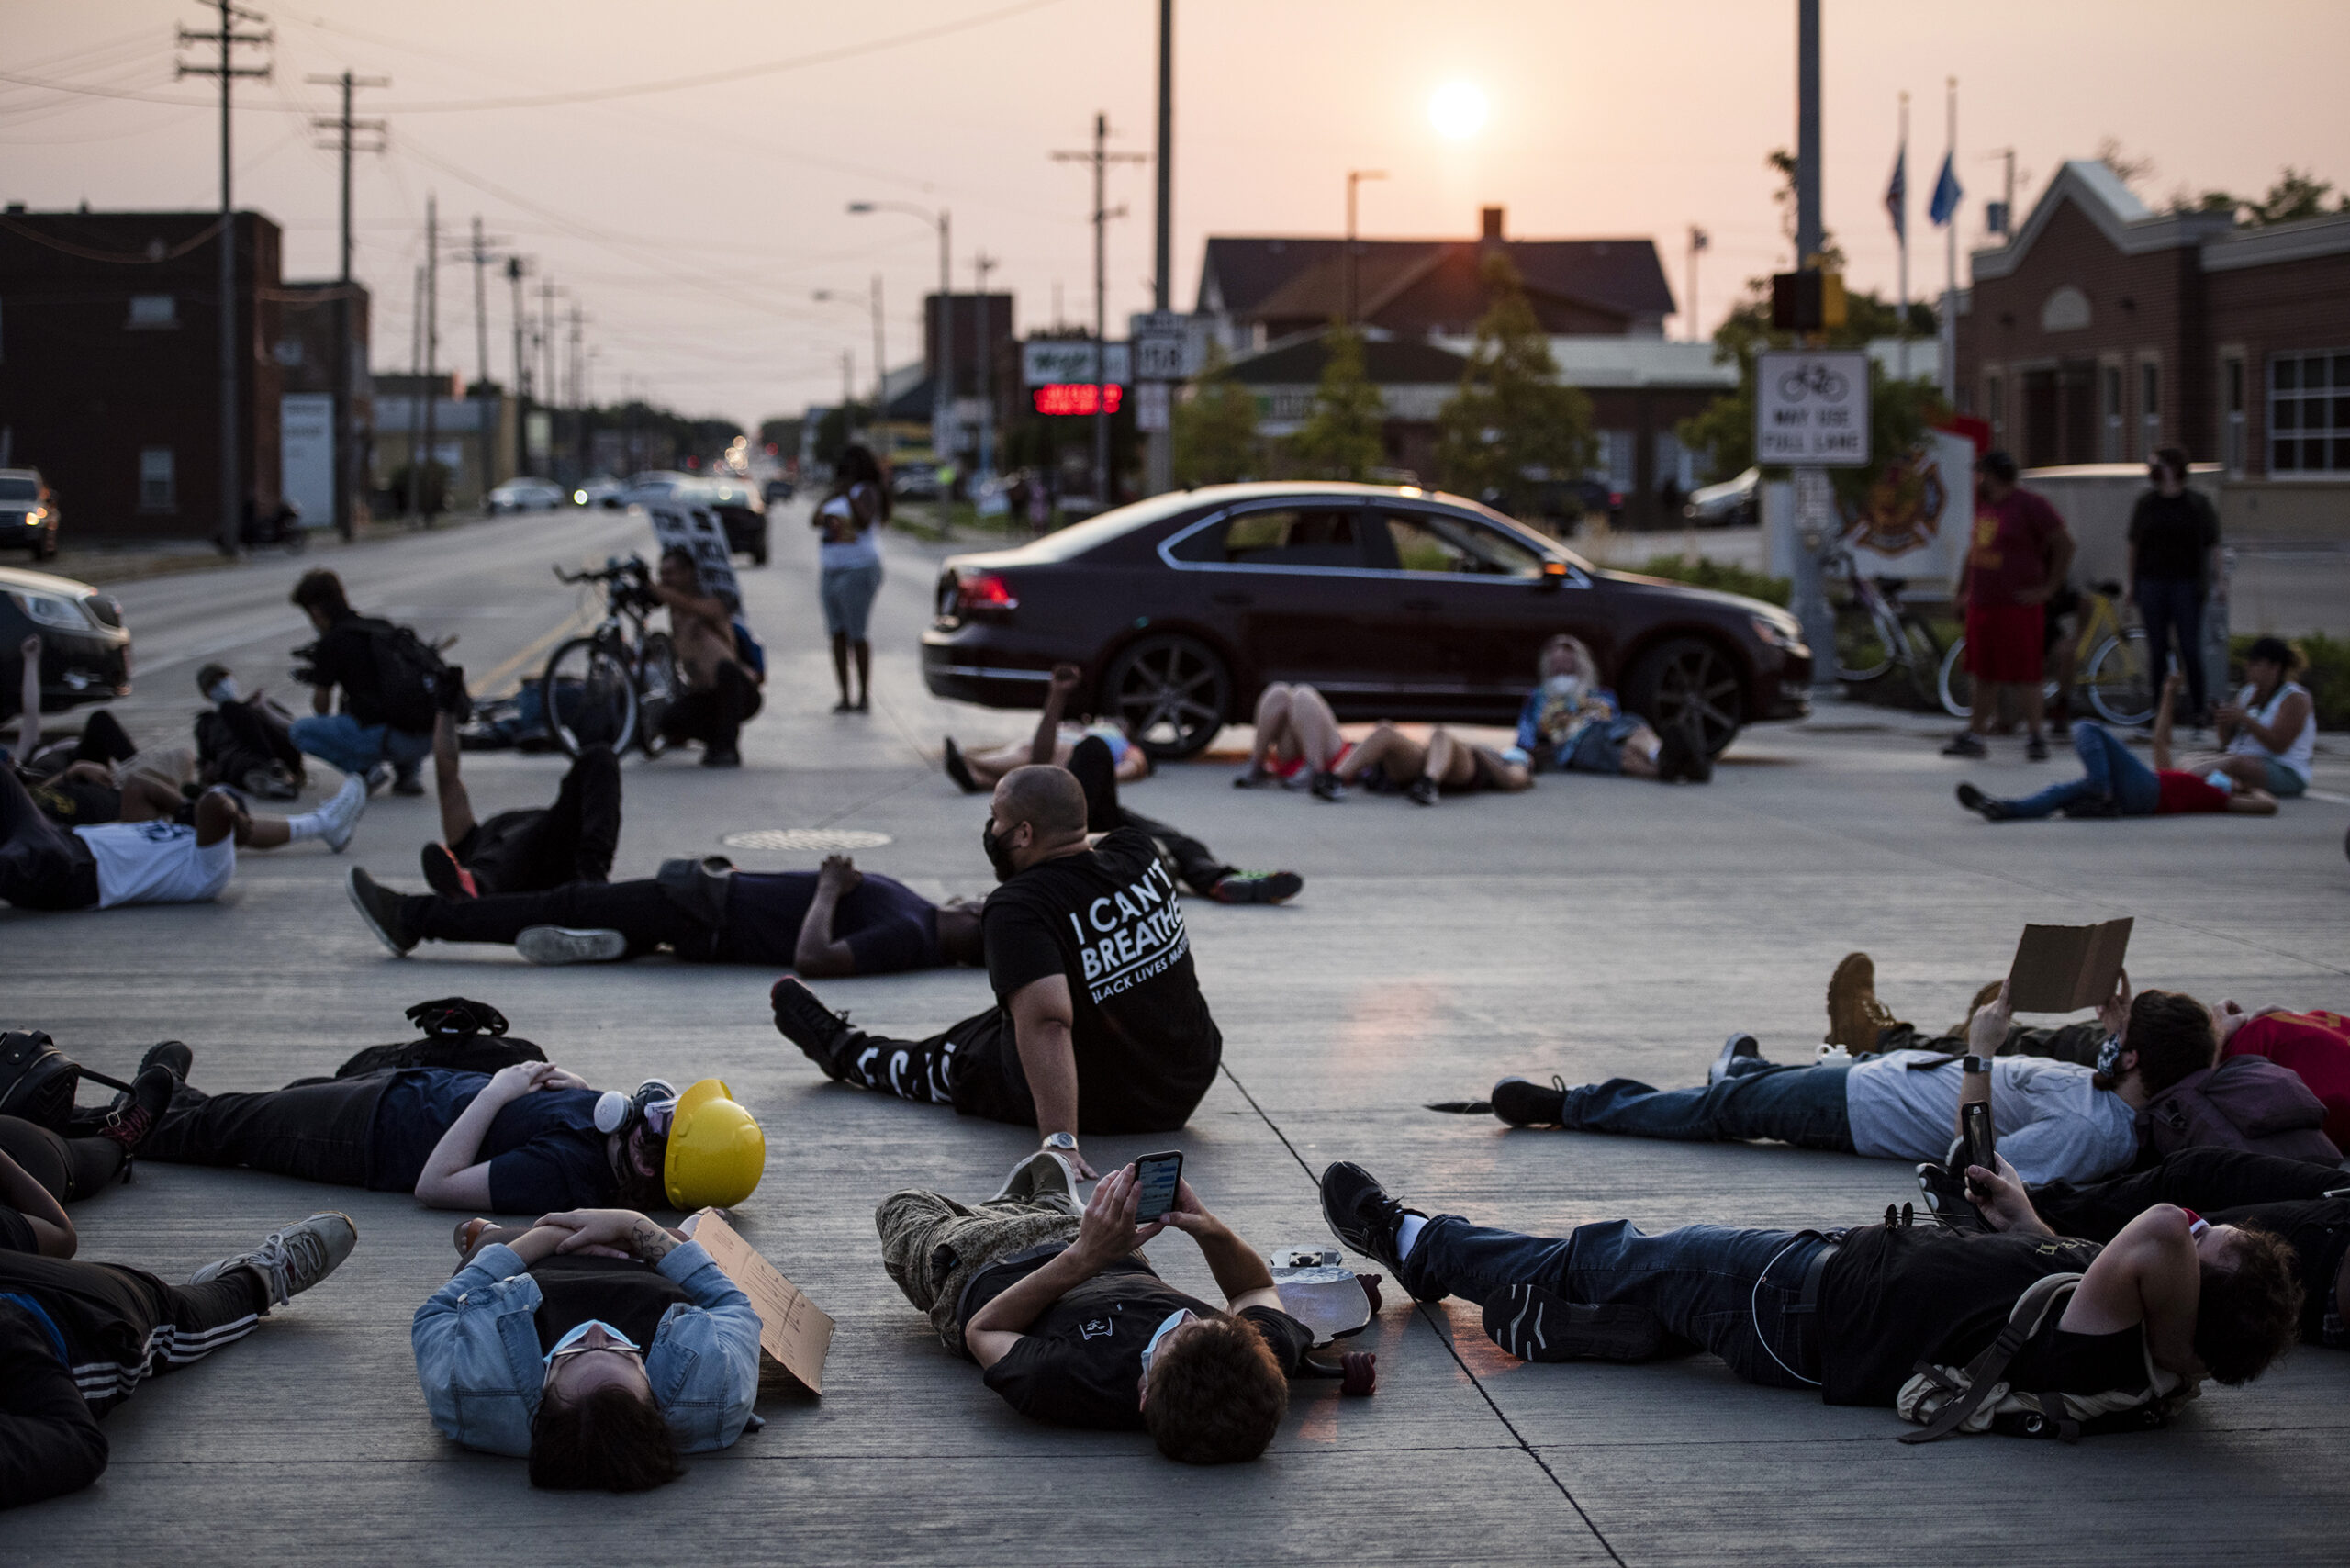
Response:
[1041,1132,1080,1152]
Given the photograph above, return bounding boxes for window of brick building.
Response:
[138,447,175,510]
[1986,375,2004,447]
[2101,364,2123,460]
[2222,357,2246,476]
[2269,352,2350,476]
[2139,362,2161,457]
[127,295,176,329]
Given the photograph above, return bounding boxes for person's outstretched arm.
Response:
[0,1148,73,1258]
[432,709,475,849]
[792,857,861,978]
[1029,664,1080,766]
[12,635,38,759]
[2062,1204,2204,1378]
[1007,974,1091,1177]
[965,1165,1162,1368]
[1159,1178,1281,1314]
[413,1063,591,1209]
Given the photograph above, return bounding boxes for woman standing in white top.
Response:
[813,443,890,713]
[2215,636,2317,798]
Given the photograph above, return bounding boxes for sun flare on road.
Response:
[1428,82,1489,140]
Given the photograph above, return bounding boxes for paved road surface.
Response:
[7,507,2348,1565]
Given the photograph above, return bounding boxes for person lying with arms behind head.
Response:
[413,1205,761,1491]
[877,1156,1312,1464]
[1956,672,2276,823]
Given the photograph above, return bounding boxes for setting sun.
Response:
[1428,81,1489,140]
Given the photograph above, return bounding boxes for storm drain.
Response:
[720,828,893,853]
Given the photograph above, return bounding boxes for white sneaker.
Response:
[515,925,628,965]
[190,1211,357,1306]
[319,777,366,853]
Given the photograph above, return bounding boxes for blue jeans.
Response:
[1997,722,2161,818]
[2134,577,2208,717]
[1562,1058,1853,1150]
[288,712,432,781]
[1400,1215,1830,1389]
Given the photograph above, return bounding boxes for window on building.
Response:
[2139,362,2161,456]
[2101,365,2124,461]
[138,447,175,510]
[2222,356,2246,476]
[2269,351,2350,476]
[1986,375,2005,445]
[127,295,176,330]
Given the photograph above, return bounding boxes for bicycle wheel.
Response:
[2083,629,2154,728]
[1832,603,1897,684]
[636,631,680,758]
[1895,615,1943,709]
[541,635,638,756]
[1938,637,1973,719]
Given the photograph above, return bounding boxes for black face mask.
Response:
[981,818,1021,881]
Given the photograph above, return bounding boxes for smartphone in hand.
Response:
[1961,1102,1997,1188]
[1131,1151,1183,1223]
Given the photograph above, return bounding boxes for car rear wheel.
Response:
[1625,636,1745,756]
[1103,633,1230,760]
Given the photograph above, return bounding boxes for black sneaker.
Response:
[771,977,863,1081]
[1655,724,1695,783]
[1490,1075,1568,1127]
[99,1063,176,1154]
[1679,727,1715,783]
[1318,1161,1427,1290]
[1707,1032,1762,1086]
[1483,1283,1669,1363]
[699,747,742,768]
[1915,1162,1991,1233]
[1954,782,2008,822]
[345,867,419,956]
[1941,732,1987,758]
[943,737,980,793]
[2025,734,2049,763]
[139,1039,194,1084]
[1209,869,1303,905]
[391,770,427,797]
[1309,769,1347,802]
[420,842,479,899]
[1406,776,1439,807]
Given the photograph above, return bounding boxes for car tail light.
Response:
[957,571,1019,613]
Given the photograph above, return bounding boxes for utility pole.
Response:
[420,194,440,525]
[537,277,560,461]
[1146,0,1174,498]
[306,69,385,541]
[1054,114,1144,503]
[406,262,423,522]
[1789,0,1835,699]
[974,251,998,487]
[505,254,530,475]
[869,272,888,451]
[567,301,586,478]
[1685,225,1709,342]
[178,1,272,554]
[1894,91,1910,382]
[464,216,497,389]
[1942,76,1960,406]
[1345,170,1386,326]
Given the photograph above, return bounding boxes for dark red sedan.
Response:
[921,482,1810,757]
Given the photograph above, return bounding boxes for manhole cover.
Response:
[720,828,894,852]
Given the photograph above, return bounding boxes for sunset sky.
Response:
[7,1,2345,430]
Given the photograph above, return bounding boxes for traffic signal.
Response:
[1769,270,1847,332]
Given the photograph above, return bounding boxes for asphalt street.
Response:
[6,505,2349,1566]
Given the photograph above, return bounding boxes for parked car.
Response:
[922,481,1810,759]
[487,478,566,515]
[1683,467,1760,529]
[0,469,61,561]
[762,476,796,505]
[625,473,769,566]
[1,565,131,712]
[571,477,625,508]
[891,462,945,501]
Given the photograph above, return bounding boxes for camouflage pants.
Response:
[875,1188,1082,1358]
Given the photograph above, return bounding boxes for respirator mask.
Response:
[594,1078,679,1141]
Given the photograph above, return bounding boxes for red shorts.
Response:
[1964,602,2045,685]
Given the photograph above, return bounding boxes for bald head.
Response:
[997,765,1089,836]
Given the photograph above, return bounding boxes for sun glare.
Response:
[1428,82,1488,140]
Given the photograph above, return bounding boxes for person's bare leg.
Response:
[830,631,852,705]
[1424,727,1465,786]
[1287,683,1345,771]
[1471,745,1532,792]
[196,789,283,849]
[1250,685,1296,771]
[961,740,1031,787]
[432,710,476,848]
[2214,755,2272,791]
[1618,723,1663,778]
[852,639,871,705]
[1337,722,1404,783]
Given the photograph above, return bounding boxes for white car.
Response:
[571,477,625,508]
[1682,467,1759,529]
[487,478,566,515]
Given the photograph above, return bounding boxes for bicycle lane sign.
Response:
[1755,350,1871,466]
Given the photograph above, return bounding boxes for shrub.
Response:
[1632,554,1792,608]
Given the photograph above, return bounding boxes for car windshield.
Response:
[0,478,38,501]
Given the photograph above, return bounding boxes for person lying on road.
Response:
[943,662,1150,795]
[1505,634,1707,784]
[419,669,621,899]
[1957,672,2276,822]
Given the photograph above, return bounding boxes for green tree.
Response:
[2179,166,2347,226]
[1172,342,1261,487]
[1433,253,1595,515]
[1285,324,1386,481]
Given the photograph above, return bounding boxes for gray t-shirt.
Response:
[1843,1051,2139,1185]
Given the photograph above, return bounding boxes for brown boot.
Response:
[1946,981,2005,1043]
[1825,952,1907,1049]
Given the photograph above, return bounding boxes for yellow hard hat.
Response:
[663,1079,766,1210]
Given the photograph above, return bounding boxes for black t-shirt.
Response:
[305,615,391,726]
[24,773,121,827]
[528,1254,692,1351]
[979,828,1222,1134]
[2128,490,2220,583]
[0,1207,37,1256]
[716,869,943,973]
[367,1070,617,1215]
[1817,1226,2108,1406]
[966,1248,1312,1430]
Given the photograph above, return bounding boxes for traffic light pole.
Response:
[1789,0,1838,700]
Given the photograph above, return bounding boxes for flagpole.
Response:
[1942,76,1958,404]
[1897,91,1910,383]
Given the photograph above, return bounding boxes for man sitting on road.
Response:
[878,1157,1311,1463]
[1316,1159,2300,1420]
[141,1058,764,1215]
[418,669,621,899]
[288,567,438,795]
[0,1211,357,1510]
[413,1205,761,1490]
[345,851,983,972]
[1472,979,2217,1185]
[773,765,1224,1166]
[648,546,762,768]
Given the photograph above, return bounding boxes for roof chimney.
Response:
[1480,206,1505,241]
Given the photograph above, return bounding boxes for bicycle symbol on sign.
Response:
[1776,363,1851,402]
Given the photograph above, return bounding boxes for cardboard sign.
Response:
[647,501,743,615]
[2005,918,2133,1014]
[687,1208,834,1395]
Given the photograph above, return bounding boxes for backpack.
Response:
[331,997,547,1079]
[1897,1272,2197,1442]
[0,1030,135,1132]
[2143,1055,2342,1165]
[731,618,767,681]
[360,618,450,734]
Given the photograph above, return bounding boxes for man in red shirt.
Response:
[1945,451,2075,762]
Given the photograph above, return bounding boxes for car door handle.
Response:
[1402,597,1440,611]
[1212,590,1253,607]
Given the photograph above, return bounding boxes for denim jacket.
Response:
[410,1240,761,1457]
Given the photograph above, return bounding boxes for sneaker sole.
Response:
[514,926,628,965]
[345,868,410,958]
[1212,872,1304,904]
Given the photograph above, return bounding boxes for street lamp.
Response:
[813,283,890,452]
[847,201,951,468]
[1345,170,1386,326]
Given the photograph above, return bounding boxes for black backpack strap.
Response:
[1899,1273,2079,1444]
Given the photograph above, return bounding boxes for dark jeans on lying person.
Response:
[1872,1020,2106,1065]
[68,710,137,768]
[1399,1215,1831,1388]
[457,745,621,894]
[0,1114,127,1202]
[1993,723,2163,819]
[662,659,763,752]
[2026,1147,2345,1241]
[408,877,716,958]
[830,1008,1037,1127]
[0,764,100,910]
[1066,735,1233,897]
[1561,1058,1853,1150]
[139,1072,389,1188]
[2136,576,2209,718]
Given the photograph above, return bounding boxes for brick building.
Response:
[0,206,370,545]
[1958,160,2350,532]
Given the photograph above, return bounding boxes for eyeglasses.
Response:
[546,1339,643,1367]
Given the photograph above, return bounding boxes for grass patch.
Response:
[1630,554,1793,608]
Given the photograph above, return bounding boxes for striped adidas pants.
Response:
[1,1259,269,1417]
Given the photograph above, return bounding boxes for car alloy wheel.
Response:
[1631,636,1743,756]
[1103,633,1230,760]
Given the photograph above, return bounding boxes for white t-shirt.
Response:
[73,821,236,908]
[816,484,883,572]
[1842,1050,2139,1185]
[2225,679,2315,780]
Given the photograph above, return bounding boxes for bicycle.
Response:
[1823,543,1943,708]
[1937,578,2153,727]
[542,555,682,757]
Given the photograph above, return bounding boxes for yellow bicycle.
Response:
[1938,579,2154,725]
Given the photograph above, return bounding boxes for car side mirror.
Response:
[1537,560,1569,591]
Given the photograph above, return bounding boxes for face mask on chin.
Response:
[205,676,241,704]
[981,818,1021,881]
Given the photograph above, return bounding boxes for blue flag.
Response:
[1885,144,1908,241]
[1929,151,1964,228]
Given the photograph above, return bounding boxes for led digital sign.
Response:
[1031,383,1124,416]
